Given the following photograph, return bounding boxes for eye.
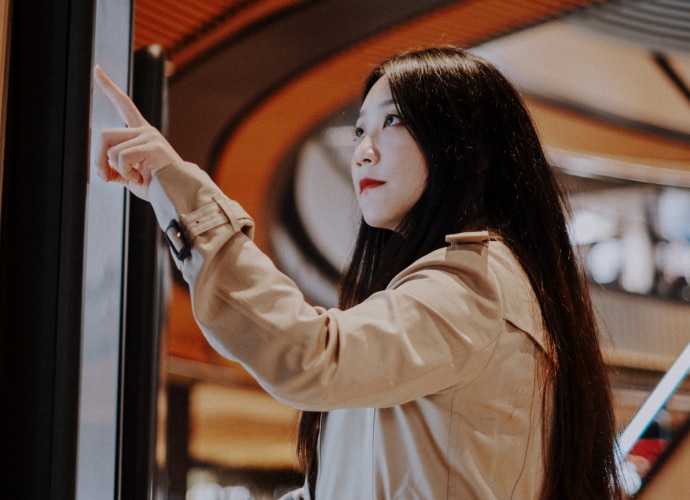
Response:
[384,114,402,128]
[353,126,364,140]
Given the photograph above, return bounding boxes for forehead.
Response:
[359,76,396,115]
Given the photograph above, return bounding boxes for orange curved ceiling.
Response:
[134,0,308,72]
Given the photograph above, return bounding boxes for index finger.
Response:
[94,65,148,127]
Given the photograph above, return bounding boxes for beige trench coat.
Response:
[149,162,552,499]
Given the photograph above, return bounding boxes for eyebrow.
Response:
[358,98,397,117]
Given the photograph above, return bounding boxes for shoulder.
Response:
[390,231,500,290]
[390,231,546,350]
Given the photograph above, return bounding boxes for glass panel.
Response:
[76,0,131,498]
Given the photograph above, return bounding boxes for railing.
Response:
[617,341,690,495]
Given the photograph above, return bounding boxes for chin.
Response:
[363,217,396,231]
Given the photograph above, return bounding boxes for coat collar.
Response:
[445,231,491,245]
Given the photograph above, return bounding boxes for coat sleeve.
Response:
[148,162,503,410]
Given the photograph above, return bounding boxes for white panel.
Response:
[77,0,131,498]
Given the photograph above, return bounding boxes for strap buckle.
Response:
[164,219,190,261]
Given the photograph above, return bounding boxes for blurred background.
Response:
[2,0,690,498]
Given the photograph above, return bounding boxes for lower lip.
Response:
[360,181,384,192]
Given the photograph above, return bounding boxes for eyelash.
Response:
[384,114,400,127]
[353,114,401,140]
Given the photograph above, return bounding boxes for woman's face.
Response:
[351,76,428,231]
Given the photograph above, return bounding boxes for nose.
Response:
[353,135,378,167]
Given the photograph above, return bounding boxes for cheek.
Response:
[400,139,427,185]
[401,180,425,215]
[413,167,428,194]
[404,156,428,201]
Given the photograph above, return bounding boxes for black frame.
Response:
[0,0,95,497]
[119,44,171,499]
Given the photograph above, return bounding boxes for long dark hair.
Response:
[298,46,622,499]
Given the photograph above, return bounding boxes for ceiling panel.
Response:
[134,0,307,71]
[573,0,690,53]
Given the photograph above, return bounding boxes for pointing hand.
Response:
[93,65,182,201]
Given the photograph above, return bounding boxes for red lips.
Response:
[359,177,385,192]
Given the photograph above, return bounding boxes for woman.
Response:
[94,46,622,499]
